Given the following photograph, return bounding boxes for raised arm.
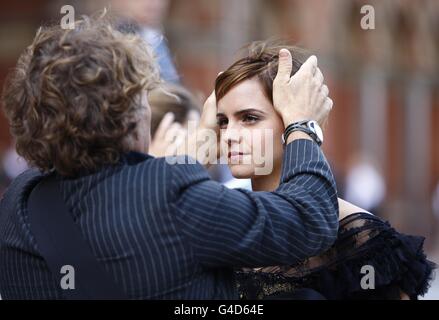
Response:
[169,138,338,268]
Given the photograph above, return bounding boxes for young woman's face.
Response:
[217,78,284,178]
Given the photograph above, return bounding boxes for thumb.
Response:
[275,49,292,83]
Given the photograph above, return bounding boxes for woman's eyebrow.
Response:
[234,108,266,116]
[217,108,266,118]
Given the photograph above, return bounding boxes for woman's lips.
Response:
[228,151,245,162]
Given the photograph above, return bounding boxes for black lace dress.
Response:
[235,212,436,300]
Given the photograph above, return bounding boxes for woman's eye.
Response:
[217,118,228,128]
[242,114,259,124]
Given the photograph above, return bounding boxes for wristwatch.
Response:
[282,120,324,146]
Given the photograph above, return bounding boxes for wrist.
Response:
[283,120,324,146]
[282,114,310,128]
[286,131,313,144]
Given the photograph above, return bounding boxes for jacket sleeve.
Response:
[168,139,339,268]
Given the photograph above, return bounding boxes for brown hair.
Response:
[1,13,160,177]
[148,84,201,137]
[215,41,310,103]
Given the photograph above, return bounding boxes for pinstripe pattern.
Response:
[0,139,338,299]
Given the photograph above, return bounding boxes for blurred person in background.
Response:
[0,141,29,197]
[2,141,29,181]
[110,0,179,83]
[214,41,435,300]
[147,83,201,157]
[344,154,386,215]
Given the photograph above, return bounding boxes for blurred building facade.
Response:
[0,0,438,249]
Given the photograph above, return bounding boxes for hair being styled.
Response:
[2,13,160,177]
[215,41,310,103]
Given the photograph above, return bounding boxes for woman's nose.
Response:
[222,122,241,145]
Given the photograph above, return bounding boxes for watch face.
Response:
[308,120,324,143]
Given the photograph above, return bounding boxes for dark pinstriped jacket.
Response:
[0,139,339,299]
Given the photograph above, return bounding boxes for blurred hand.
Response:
[198,90,219,132]
[175,90,220,166]
[273,49,333,128]
[149,112,187,157]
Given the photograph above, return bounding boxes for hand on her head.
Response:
[199,90,219,132]
[273,49,333,128]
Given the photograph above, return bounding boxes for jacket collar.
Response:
[119,151,153,165]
